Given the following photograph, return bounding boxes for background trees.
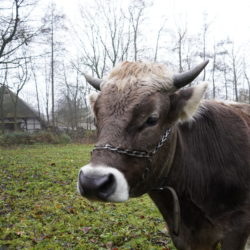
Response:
[0,0,41,132]
[0,0,39,66]
[0,0,250,133]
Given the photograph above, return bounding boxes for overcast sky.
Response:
[52,0,250,45]
[22,0,250,106]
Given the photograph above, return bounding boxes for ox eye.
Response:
[145,114,159,126]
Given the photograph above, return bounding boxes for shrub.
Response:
[57,133,71,144]
[32,131,58,144]
[0,131,34,145]
[0,131,72,146]
[81,130,96,144]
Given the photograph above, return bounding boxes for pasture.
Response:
[0,144,176,249]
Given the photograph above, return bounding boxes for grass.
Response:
[0,144,176,250]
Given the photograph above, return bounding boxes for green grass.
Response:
[0,144,176,249]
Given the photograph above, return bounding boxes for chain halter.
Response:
[92,127,172,158]
[91,126,180,236]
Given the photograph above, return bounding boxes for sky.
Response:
[22,0,250,106]
[53,0,250,45]
[168,0,250,44]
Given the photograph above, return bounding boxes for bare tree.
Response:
[62,63,80,129]
[228,44,242,102]
[128,0,147,61]
[41,2,66,129]
[183,36,196,70]
[243,65,250,104]
[0,0,40,66]
[75,0,135,78]
[154,19,167,62]
[74,0,151,81]
[82,27,107,78]
[223,65,229,100]
[211,39,233,100]
[43,57,50,124]
[0,66,9,133]
[30,59,41,118]
[55,60,92,133]
[175,25,187,72]
[98,0,131,67]
[10,54,30,130]
[171,19,200,75]
[75,7,108,78]
[216,40,243,102]
[0,0,47,132]
[196,12,212,81]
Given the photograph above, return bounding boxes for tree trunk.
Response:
[51,5,55,129]
[212,46,216,99]
[13,95,18,131]
[232,57,238,102]
[178,38,183,73]
[31,63,41,119]
[0,85,5,133]
[223,68,228,100]
[244,72,250,104]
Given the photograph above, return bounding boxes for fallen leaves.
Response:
[81,227,92,234]
[16,231,25,236]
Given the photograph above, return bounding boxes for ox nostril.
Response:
[78,171,116,200]
[98,174,116,198]
[78,171,86,195]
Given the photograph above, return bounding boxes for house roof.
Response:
[0,85,42,120]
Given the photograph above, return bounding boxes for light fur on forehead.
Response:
[102,61,174,91]
[179,82,208,122]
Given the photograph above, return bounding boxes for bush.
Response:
[32,131,58,144]
[0,131,34,145]
[0,131,72,146]
[57,133,71,144]
[81,130,96,144]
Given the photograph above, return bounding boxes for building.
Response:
[0,86,46,132]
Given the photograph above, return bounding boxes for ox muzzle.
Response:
[77,164,129,202]
[77,128,173,202]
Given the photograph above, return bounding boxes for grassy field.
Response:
[0,144,176,250]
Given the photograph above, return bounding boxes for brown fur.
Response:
[86,61,250,250]
[150,101,250,250]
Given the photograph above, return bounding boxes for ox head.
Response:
[78,60,209,202]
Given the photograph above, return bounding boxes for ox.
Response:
[77,60,250,250]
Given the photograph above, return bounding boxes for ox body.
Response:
[78,61,250,250]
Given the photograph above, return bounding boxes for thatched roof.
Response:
[0,85,41,120]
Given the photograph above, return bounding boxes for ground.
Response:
[0,144,176,249]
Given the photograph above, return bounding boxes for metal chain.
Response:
[92,128,172,158]
[92,127,180,236]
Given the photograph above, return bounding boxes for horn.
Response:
[84,73,102,91]
[173,60,209,89]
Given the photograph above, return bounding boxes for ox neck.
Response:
[129,125,178,196]
[150,125,178,189]
[148,126,180,236]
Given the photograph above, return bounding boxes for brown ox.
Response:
[77,61,250,250]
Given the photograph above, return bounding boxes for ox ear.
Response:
[88,92,99,115]
[170,82,208,122]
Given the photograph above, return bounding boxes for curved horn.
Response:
[84,74,102,91]
[173,60,209,89]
